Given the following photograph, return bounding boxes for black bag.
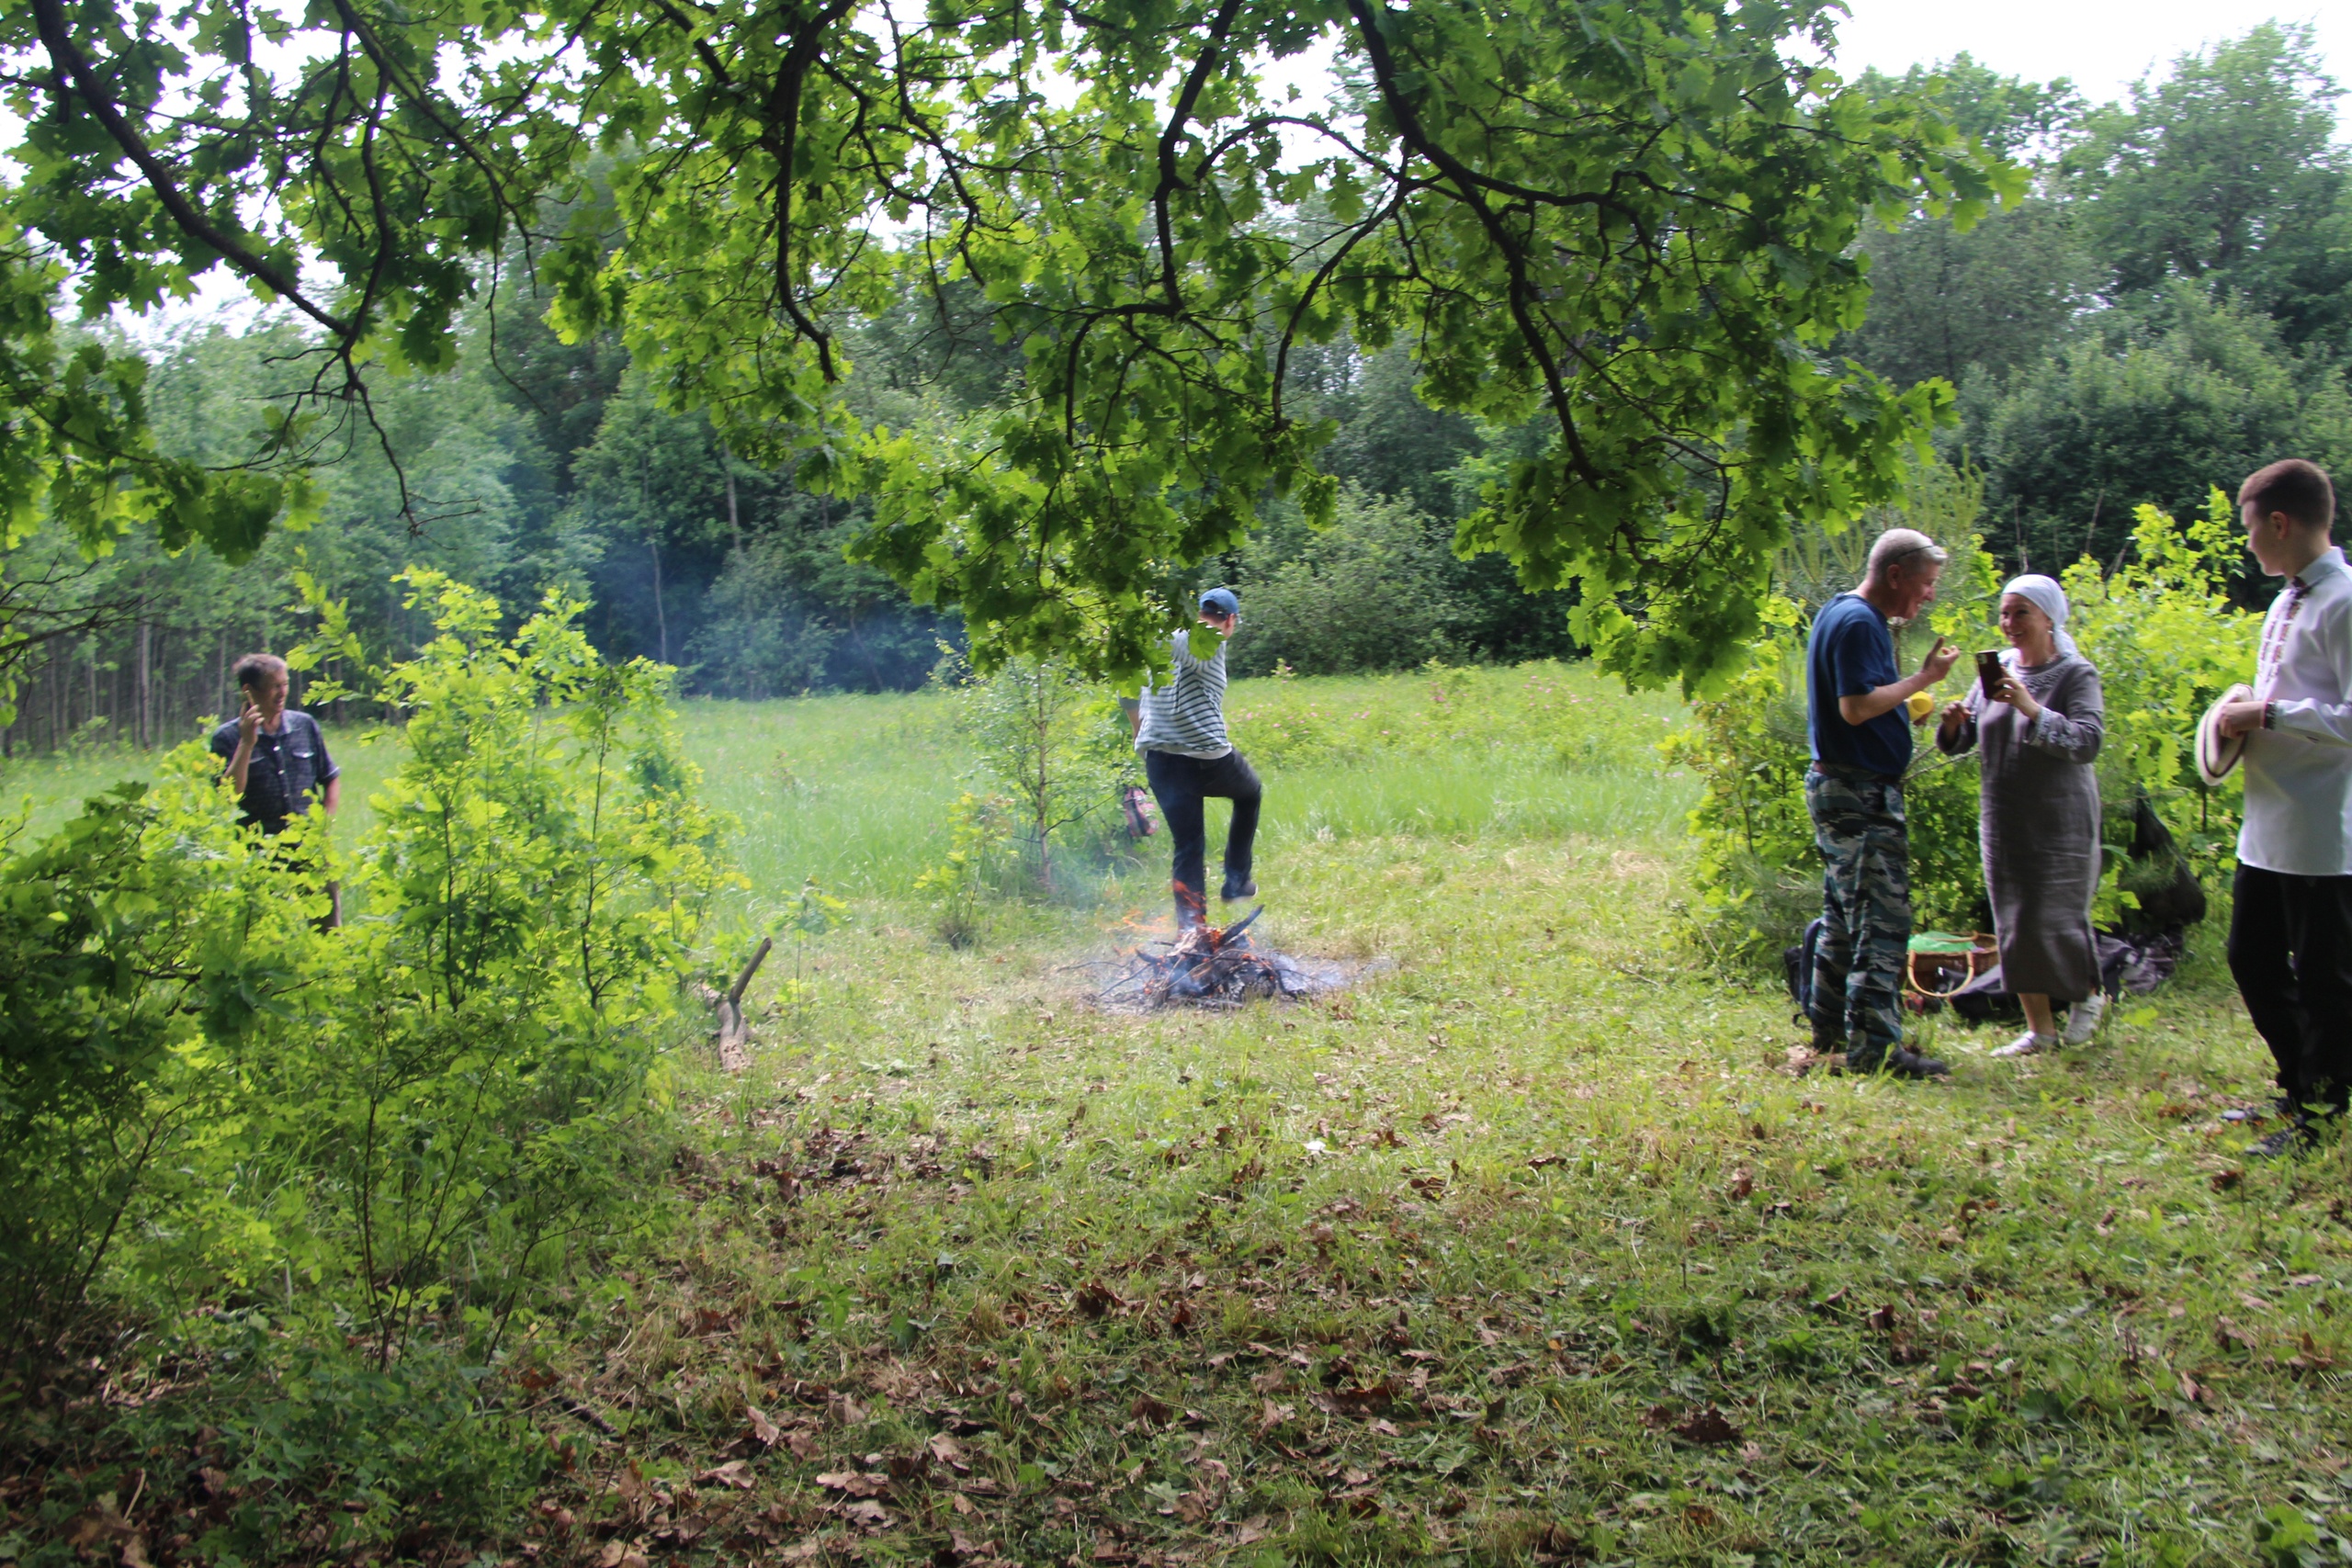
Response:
[1783,917,1825,1021]
[1946,930,2188,1023]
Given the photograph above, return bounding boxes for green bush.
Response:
[1,570,737,1537]
[1668,479,2253,966]
[1227,489,1469,677]
[115,1329,555,1560]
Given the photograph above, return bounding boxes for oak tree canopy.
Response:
[0,0,2011,687]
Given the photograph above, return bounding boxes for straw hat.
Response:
[2196,682,2255,787]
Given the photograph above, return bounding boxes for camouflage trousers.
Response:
[1804,766,1913,1068]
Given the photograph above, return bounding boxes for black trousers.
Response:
[2229,863,2352,1114]
[1144,748,1261,916]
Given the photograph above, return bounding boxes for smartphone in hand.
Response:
[1975,650,2006,694]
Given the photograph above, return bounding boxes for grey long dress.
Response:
[1936,653,2106,1000]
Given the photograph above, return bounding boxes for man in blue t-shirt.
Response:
[1803,528,1959,1077]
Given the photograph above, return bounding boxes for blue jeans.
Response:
[1144,748,1261,921]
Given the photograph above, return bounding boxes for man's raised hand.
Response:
[237,696,262,746]
[1920,637,1961,682]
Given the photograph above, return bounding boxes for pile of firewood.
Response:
[1101,908,1334,1010]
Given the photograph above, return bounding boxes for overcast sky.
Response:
[1828,0,2352,103]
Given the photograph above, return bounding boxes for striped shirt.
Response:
[1136,630,1232,759]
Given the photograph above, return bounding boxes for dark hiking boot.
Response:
[1221,873,1256,901]
[1884,1046,1951,1079]
[2247,1123,2316,1160]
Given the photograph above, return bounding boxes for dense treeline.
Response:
[0,19,2342,758]
[1853,24,2352,575]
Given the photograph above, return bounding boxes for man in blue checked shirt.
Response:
[210,651,343,925]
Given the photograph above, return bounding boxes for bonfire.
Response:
[1101,906,1339,1010]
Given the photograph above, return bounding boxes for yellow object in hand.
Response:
[1906,690,1935,720]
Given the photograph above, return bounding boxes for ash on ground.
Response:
[1097,907,1353,1011]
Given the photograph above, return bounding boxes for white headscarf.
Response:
[1999,574,2078,661]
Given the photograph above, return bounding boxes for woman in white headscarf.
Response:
[1937,575,2109,1055]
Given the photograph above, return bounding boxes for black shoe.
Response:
[1220,874,1256,901]
[1884,1046,1951,1079]
[2248,1124,2316,1160]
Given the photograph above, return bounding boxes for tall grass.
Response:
[675,691,967,902]
[1,727,405,844]
[2,661,1697,906]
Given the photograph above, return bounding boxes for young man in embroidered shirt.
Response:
[1803,528,1962,1079]
[1122,588,1261,930]
[2215,459,2352,1156]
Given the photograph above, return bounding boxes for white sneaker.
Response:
[1990,1031,2059,1058]
[2063,993,2108,1045]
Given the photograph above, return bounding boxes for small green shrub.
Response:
[116,1328,552,1559]
[915,791,1018,947]
[938,650,1133,892]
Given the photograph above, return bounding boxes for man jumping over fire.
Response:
[1124,588,1260,931]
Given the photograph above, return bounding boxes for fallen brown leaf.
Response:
[1672,1406,1742,1446]
[815,1471,888,1499]
[1316,1378,1401,1416]
[67,1498,151,1568]
[929,1432,972,1472]
[747,1404,782,1448]
[695,1461,756,1490]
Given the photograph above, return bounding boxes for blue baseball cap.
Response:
[1199,587,1240,617]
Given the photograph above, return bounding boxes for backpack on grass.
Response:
[1782,917,1824,1021]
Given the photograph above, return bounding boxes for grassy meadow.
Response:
[6,661,2347,1567]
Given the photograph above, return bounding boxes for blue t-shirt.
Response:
[1806,593,1910,777]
